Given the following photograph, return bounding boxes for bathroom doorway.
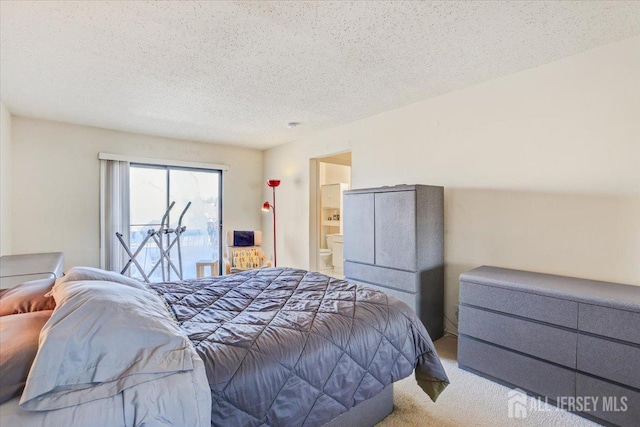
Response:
[309,152,351,278]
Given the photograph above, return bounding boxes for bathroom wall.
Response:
[319,162,351,186]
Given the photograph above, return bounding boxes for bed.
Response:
[0,266,449,426]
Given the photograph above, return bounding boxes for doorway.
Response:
[309,152,352,278]
[129,164,223,281]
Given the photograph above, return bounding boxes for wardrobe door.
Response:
[343,193,375,264]
[374,191,416,271]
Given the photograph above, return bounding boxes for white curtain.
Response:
[99,160,130,272]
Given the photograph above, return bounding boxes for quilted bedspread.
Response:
[150,267,449,427]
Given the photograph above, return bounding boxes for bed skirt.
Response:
[322,385,393,427]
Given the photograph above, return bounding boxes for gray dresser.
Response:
[0,252,65,289]
[458,266,640,427]
[343,184,444,340]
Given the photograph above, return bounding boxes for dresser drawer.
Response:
[577,334,640,389]
[460,281,577,328]
[578,303,640,345]
[458,335,575,399]
[576,374,640,427]
[459,306,577,368]
[345,262,416,292]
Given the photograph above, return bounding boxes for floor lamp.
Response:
[262,179,280,267]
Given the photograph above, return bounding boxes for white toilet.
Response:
[331,234,343,273]
[318,234,337,270]
[319,248,332,270]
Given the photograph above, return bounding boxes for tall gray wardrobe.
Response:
[343,184,444,340]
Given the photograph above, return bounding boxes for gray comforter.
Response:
[150,267,449,427]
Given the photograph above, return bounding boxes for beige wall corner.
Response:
[0,103,12,255]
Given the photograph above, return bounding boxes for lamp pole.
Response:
[271,184,277,267]
[264,179,280,266]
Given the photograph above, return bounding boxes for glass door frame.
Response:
[130,162,224,278]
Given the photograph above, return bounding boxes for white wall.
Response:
[264,36,640,332]
[11,117,264,268]
[0,103,12,255]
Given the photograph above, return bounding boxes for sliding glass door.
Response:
[129,164,222,281]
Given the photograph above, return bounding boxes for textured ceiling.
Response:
[1,1,639,150]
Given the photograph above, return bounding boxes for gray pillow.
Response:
[0,311,53,404]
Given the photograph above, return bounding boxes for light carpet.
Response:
[378,336,599,427]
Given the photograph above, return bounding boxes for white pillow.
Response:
[20,278,192,411]
[57,266,147,290]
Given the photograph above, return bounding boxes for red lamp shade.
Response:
[267,179,281,188]
[262,201,271,211]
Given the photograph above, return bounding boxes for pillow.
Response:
[57,266,147,291]
[232,248,262,270]
[0,310,53,404]
[0,278,56,316]
[20,277,193,410]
